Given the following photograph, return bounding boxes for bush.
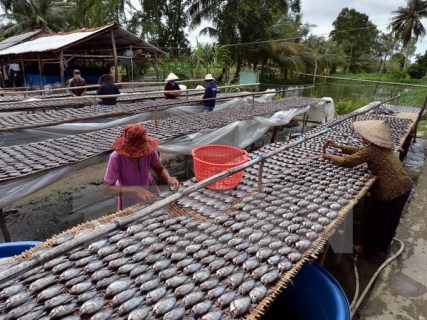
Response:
[407,64,427,79]
[335,96,371,115]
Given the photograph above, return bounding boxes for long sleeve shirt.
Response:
[203,81,217,109]
[328,145,413,201]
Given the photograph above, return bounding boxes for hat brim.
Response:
[353,121,394,149]
[113,135,159,157]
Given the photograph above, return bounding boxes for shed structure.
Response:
[0,22,165,88]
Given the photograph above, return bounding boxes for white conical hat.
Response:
[165,73,179,82]
[353,120,394,149]
[204,74,215,80]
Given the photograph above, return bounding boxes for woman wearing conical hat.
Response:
[322,119,413,261]
[164,72,181,99]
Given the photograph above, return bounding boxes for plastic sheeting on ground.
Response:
[0,105,305,209]
[0,154,109,209]
[158,106,310,155]
[0,92,275,147]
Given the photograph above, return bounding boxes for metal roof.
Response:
[0,29,45,51]
[0,24,165,56]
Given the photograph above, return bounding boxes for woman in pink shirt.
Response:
[104,124,179,210]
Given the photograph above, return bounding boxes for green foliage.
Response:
[387,70,409,81]
[160,60,192,79]
[335,96,371,115]
[1,0,74,35]
[330,8,379,72]
[389,0,427,69]
[407,63,426,79]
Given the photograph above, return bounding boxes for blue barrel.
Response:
[0,241,41,260]
[264,262,351,320]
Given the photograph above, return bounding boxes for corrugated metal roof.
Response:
[0,24,165,56]
[0,29,45,51]
[0,26,111,55]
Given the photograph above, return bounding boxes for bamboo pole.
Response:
[257,160,265,192]
[0,83,271,107]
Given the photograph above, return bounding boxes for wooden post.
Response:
[252,94,255,107]
[0,64,5,89]
[60,50,65,87]
[20,56,27,90]
[130,46,134,92]
[0,209,11,242]
[270,126,278,143]
[38,54,44,90]
[111,29,119,82]
[257,160,265,193]
[154,107,158,128]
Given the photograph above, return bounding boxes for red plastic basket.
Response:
[192,144,249,190]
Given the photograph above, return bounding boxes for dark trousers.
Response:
[361,190,411,257]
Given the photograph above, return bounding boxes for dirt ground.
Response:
[1,121,426,314]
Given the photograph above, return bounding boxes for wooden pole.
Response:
[60,50,65,87]
[111,29,119,82]
[0,209,11,242]
[154,107,159,128]
[257,160,265,193]
[20,56,27,93]
[38,54,44,90]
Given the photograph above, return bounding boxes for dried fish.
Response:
[230,297,252,317]
[174,282,195,298]
[89,308,113,320]
[145,286,167,305]
[5,291,31,309]
[80,297,105,316]
[49,302,76,319]
[163,306,186,320]
[206,285,227,300]
[118,296,145,316]
[238,279,256,295]
[183,291,205,308]
[112,288,137,307]
[165,275,187,288]
[201,310,223,320]
[153,297,176,316]
[216,291,236,308]
[140,278,161,293]
[128,306,151,320]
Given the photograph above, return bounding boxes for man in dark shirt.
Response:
[164,72,181,99]
[202,74,217,112]
[97,75,120,105]
[68,69,87,96]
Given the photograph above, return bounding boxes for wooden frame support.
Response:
[0,209,11,242]
[111,29,119,81]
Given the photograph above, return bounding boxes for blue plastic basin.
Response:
[0,241,41,260]
[263,262,351,320]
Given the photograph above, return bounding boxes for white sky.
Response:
[187,0,427,56]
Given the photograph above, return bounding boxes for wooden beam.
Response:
[20,56,27,89]
[38,54,44,89]
[60,50,65,87]
[111,29,119,81]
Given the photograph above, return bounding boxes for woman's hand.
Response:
[322,139,339,153]
[167,177,180,193]
[133,187,157,202]
[322,153,333,160]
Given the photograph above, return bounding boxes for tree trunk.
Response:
[403,45,410,70]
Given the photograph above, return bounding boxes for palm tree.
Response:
[0,0,72,35]
[389,0,427,69]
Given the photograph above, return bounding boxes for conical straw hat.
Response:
[165,73,179,82]
[353,120,394,149]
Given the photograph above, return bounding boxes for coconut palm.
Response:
[0,0,72,35]
[389,0,427,69]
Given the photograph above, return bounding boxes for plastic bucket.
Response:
[192,145,248,190]
[263,262,351,320]
[0,241,41,261]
